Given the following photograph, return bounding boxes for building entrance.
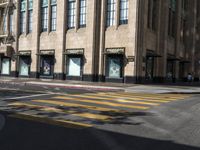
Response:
[1,57,10,75]
[19,56,31,76]
[145,56,154,80]
[67,56,82,77]
[40,56,54,77]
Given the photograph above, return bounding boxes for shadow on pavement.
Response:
[0,114,199,150]
[4,105,153,126]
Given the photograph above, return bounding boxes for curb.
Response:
[164,92,200,94]
[0,80,124,91]
[26,81,124,91]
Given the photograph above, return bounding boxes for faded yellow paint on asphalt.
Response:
[32,99,122,112]
[54,96,149,110]
[85,93,172,103]
[65,94,161,106]
[75,113,111,120]
[95,93,188,101]
[113,99,159,106]
[9,113,92,128]
[9,102,111,121]
[63,94,160,106]
[63,94,116,101]
[116,92,190,99]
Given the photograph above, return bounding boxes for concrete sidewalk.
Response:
[126,85,200,94]
[0,77,200,94]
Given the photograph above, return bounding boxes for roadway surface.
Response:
[0,84,199,150]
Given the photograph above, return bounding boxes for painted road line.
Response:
[75,113,111,120]
[9,113,92,129]
[110,99,160,106]
[3,93,53,100]
[60,94,160,106]
[60,93,171,103]
[32,100,122,112]
[9,102,112,121]
[64,94,117,101]
[102,92,186,100]
[53,96,149,110]
[113,93,185,100]
[116,92,190,99]
[86,92,178,101]
[112,92,187,98]
[85,93,171,103]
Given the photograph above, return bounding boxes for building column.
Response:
[115,0,120,28]
[98,0,106,81]
[135,0,145,83]
[32,0,41,78]
[156,0,169,82]
[47,0,51,33]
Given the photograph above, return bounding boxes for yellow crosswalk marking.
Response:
[53,96,149,110]
[116,92,189,99]
[65,94,115,101]
[84,93,171,103]
[32,100,122,112]
[9,102,111,121]
[60,94,160,106]
[112,99,159,106]
[60,93,171,103]
[97,92,187,100]
[9,113,92,128]
[76,113,110,120]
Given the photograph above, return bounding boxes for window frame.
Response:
[67,0,76,29]
[28,0,33,33]
[41,0,49,32]
[119,0,128,25]
[168,0,176,38]
[79,0,87,28]
[106,0,116,27]
[20,0,26,34]
[50,0,57,31]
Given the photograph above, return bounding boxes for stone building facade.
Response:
[0,0,199,83]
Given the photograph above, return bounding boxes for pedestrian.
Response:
[187,73,193,82]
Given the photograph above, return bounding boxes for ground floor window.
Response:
[1,58,10,75]
[67,56,82,77]
[145,56,154,80]
[40,56,54,76]
[19,56,31,76]
[106,55,123,78]
[179,62,185,80]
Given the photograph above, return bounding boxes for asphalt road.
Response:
[0,85,199,150]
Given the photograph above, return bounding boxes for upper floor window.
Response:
[180,0,187,43]
[28,0,33,33]
[3,12,7,34]
[119,0,128,25]
[106,0,116,27]
[67,0,76,29]
[147,0,158,31]
[20,0,26,34]
[168,0,176,37]
[50,0,57,31]
[41,0,48,32]
[9,13,14,33]
[79,0,86,27]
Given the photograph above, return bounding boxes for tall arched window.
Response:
[119,0,128,25]
[41,0,48,32]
